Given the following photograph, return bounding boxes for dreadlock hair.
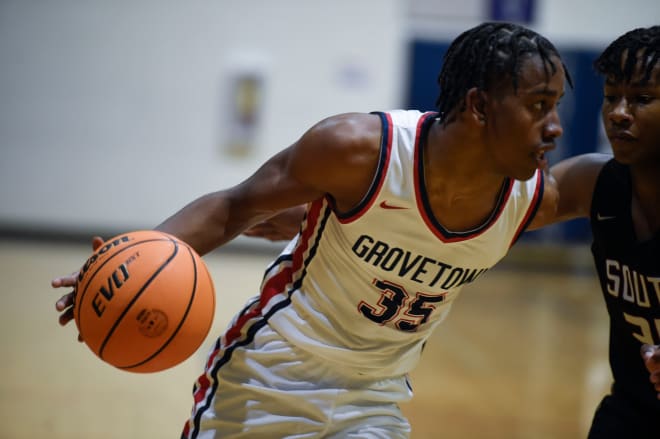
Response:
[435,22,572,124]
[594,26,660,84]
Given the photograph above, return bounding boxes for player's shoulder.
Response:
[306,112,382,143]
[305,110,430,142]
[289,112,389,209]
[294,112,385,166]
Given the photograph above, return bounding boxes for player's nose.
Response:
[608,98,633,126]
[543,111,563,140]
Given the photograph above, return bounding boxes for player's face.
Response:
[484,55,565,180]
[602,52,660,167]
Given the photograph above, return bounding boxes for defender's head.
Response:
[594,26,660,165]
[594,26,660,84]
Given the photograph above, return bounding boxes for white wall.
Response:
[537,0,659,47]
[1,0,658,235]
[0,0,405,232]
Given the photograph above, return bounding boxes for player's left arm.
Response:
[527,153,611,230]
[242,205,307,241]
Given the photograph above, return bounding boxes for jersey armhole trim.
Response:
[335,112,393,223]
[510,169,544,247]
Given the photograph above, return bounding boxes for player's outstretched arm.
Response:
[50,112,382,330]
[641,344,660,399]
[153,145,320,256]
[155,112,381,256]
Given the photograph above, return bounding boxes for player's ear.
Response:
[465,87,487,125]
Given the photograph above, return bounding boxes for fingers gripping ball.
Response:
[73,230,215,373]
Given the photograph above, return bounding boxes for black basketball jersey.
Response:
[590,159,660,414]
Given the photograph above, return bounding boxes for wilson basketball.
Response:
[73,230,215,373]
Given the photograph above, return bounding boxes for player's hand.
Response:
[641,344,660,399]
[243,205,307,242]
[51,236,105,335]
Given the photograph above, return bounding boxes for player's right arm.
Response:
[51,112,383,325]
[155,112,381,255]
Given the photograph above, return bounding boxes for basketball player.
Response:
[549,26,660,438]
[248,26,660,437]
[53,22,570,437]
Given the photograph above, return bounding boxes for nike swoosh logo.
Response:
[596,213,616,221]
[379,200,408,210]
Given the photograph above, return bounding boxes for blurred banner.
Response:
[224,71,264,157]
[489,0,536,23]
[221,52,268,158]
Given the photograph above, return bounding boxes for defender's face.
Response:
[484,55,565,180]
[602,54,660,167]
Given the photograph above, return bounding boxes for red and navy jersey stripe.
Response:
[182,201,333,438]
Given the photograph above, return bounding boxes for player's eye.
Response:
[633,95,653,105]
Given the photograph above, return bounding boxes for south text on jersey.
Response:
[605,259,660,308]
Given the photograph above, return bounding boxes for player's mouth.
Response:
[608,130,636,142]
[535,151,547,168]
[534,144,554,169]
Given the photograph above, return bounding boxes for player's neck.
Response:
[425,120,507,194]
[421,121,509,232]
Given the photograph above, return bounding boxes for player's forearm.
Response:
[156,192,236,256]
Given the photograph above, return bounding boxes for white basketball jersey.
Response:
[225,110,544,377]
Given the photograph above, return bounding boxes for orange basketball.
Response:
[73,230,215,373]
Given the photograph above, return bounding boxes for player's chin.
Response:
[611,148,641,166]
[513,166,538,181]
[519,155,547,180]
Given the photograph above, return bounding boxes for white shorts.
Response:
[181,322,413,438]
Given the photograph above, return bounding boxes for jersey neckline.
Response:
[414,114,514,243]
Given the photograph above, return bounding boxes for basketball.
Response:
[73,230,215,373]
